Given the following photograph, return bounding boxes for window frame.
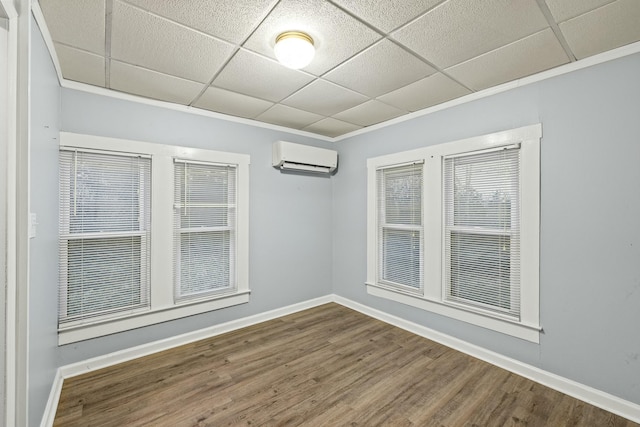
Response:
[58,132,250,345]
[58,149,152,327]
[442,146,521,319]
[366,124,541,343]
[376,162,424,294]
[173,160,238,303]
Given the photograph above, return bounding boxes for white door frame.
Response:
[1,0,28,425]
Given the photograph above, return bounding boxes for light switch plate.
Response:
[29,213,37,239]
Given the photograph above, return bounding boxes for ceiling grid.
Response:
[38,0,640,137]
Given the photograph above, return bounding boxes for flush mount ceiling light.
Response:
[274,31,315,70]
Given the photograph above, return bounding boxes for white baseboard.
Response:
[334,295,640,424]
[39,370,63,427]
[41,294,640,426]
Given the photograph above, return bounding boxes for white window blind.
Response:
[377,162,423,291]
[174,160,237,302]
[58,149,151,326]
[444,147,521,318]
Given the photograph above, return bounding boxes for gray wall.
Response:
[29,17,61,426]
[28,18,334,426]
[333,52,640,405]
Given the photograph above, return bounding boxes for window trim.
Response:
[58,132,250,345]
[58,149,152,327]
[376,161,424,294]
[173,159,238,303]
[442,146,521,320]
[366,124,541,343]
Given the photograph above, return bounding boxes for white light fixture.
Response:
[274,31,315,70]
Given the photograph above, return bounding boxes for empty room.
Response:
[2,0,640,425]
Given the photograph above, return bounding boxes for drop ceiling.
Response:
[38,0,640,138]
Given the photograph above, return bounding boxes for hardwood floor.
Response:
[54,303,638,426]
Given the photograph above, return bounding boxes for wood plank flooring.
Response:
[54,303,638,426]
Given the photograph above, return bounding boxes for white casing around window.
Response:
[366,124,541,343]
[58,132,251,345]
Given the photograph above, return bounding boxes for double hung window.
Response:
[443,147,521,319]
[174,161,237,302]
[366,124,540,342]
[58,132,250,344]
[58,150,151,326]
[377,162,423,291]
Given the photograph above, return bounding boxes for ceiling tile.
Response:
[545,0,615,22]
[324,39,436,98]
[447,28,570,91]
[243,0,381,75]
[281,79,368,116]
[123,0,277,44]
[111,0,235,83]
[392,0,549,68]
[331,0,441,32]
[110,61,204,105]
[39,0,105,55]
[255,104,324,129]
[212,49,314,102]
[193,86,274,119]
[378,73,471,112]
[333,100,406,127]
[302,118,362,138]
[55,43,105,87]
[559,0,640,59]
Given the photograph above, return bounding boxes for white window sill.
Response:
[366,283,540,343]
[58,291,251,345]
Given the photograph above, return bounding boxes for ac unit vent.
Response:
[272,141,338,175]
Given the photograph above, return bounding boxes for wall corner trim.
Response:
[40,295,640,426]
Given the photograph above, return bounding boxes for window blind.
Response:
[58,150,151,326]
[174,160,237,302]
[444,147,521,318]
[377,162,423,290]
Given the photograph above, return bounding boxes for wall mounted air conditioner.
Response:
[272,141,338,174]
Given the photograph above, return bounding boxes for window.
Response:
[58,132,250,344]
[174,161,237,302]
[377,162,423,291]
[366,124,541,342]
[58,150,151,326]
[444,147,520,319]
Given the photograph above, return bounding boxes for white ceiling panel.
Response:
[243,0,381,75]
[38,0,640,138]
[303,117,362,137]
[282,79,368,116]
[447,29,570,91]
[324,39,436,98]
[331,0,441,32]
[110,61,204,105]
[333,100,406,127]
[193,86,274,119]
[560,0,640,59]
[393,0,549,68]
[39,0,105,55]
[212,49,314,102]
[378,72,471,112]
[255,104,324,129]
[55,43,105,87]
[123,0,277,44]
[544,0,615,22]
[111,1,235,83]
